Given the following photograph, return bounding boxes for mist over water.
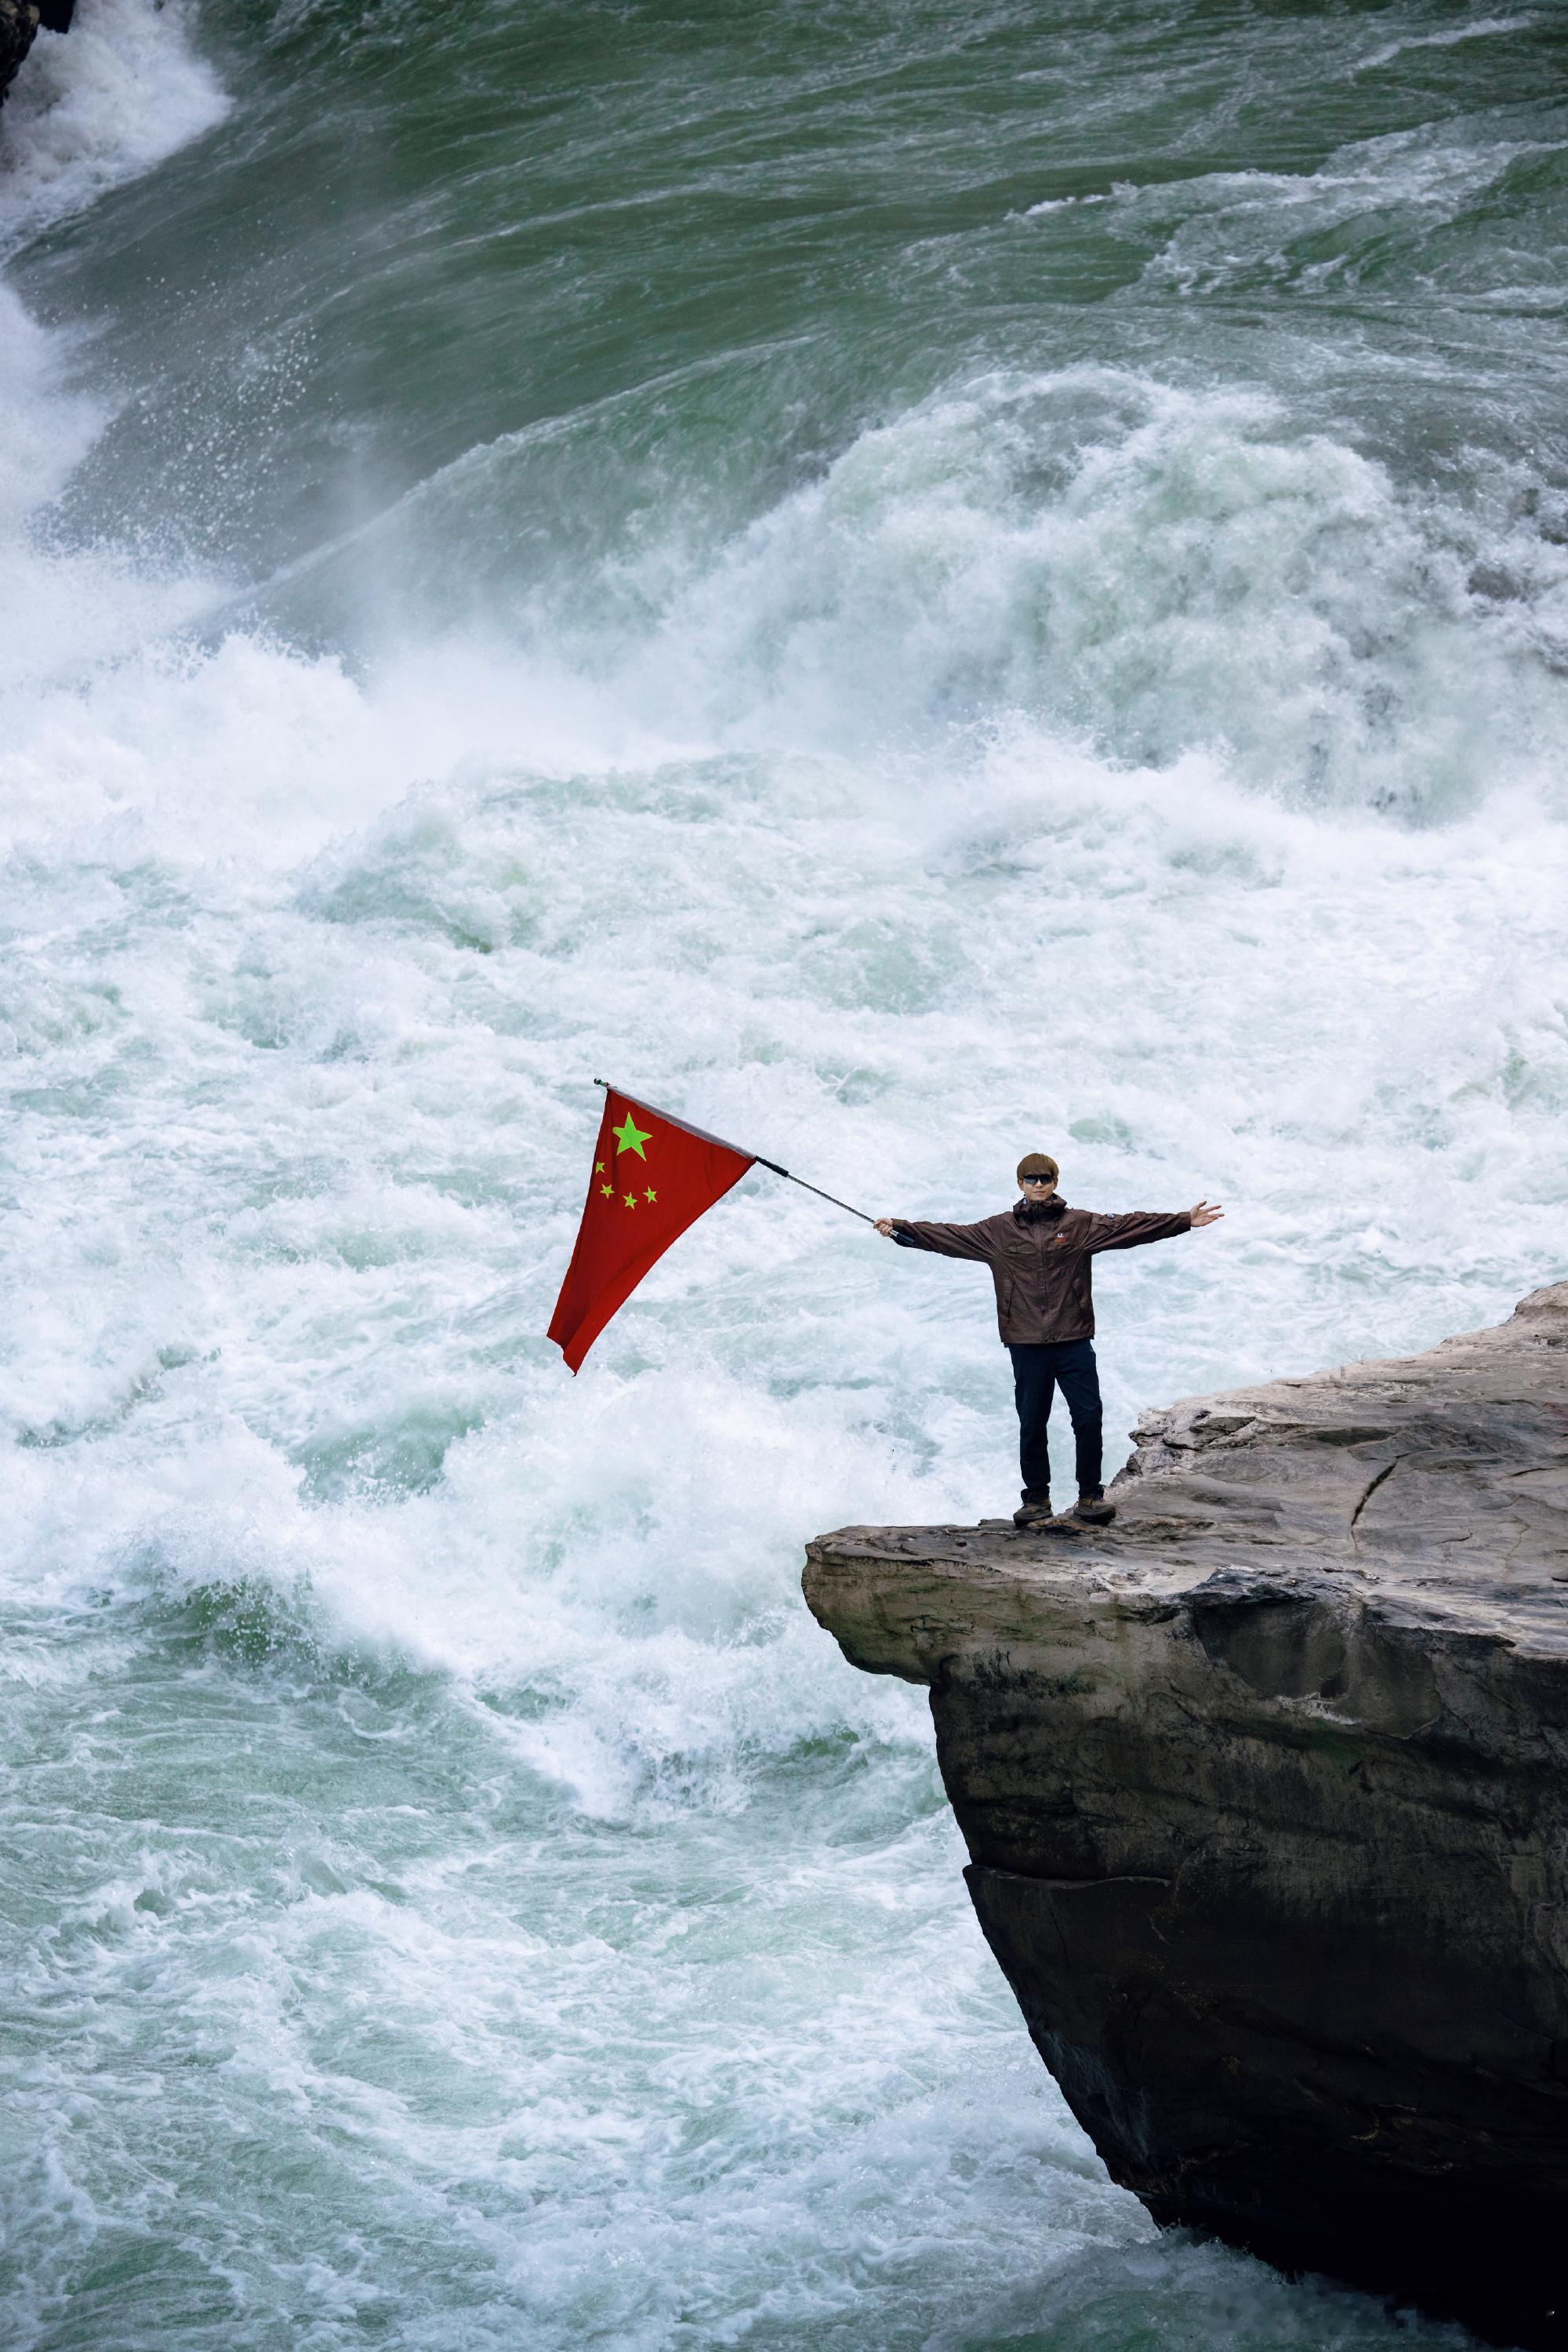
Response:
[2,2,1565,2344]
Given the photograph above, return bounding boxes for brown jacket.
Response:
[892,1195,1192,1345]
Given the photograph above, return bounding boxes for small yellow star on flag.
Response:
[644,1188,656,1203]
[600,1183,613,1197]
[623,1193,637,1208]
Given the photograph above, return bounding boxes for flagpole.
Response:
[592,1080,880,1228]
[750,1160,879,1226]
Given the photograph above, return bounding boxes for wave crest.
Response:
[639,372,1567,814]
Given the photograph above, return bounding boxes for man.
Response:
[876,1156,1223,1530]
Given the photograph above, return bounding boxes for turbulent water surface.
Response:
[3,2,1566,2344]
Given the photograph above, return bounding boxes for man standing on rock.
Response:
[877,1156,1223,1530]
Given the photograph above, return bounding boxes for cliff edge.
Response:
[804,1283,1568,2350]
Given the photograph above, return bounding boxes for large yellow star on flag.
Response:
[612,1112,652,1160]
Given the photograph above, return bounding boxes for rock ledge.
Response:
[804,1285,1568,2350]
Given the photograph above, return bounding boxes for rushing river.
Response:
[2,3,1565,2344]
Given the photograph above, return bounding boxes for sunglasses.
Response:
[1020,1174,1056,1186]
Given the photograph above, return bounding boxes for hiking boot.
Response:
[1012,1496,1053,1529]
[1073,1494,1116,1526]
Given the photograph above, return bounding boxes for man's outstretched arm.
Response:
[873,1216,995,1261]
[1083,1200,1224,1253]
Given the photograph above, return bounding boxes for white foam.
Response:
[0,0,230,253]
[1019,190,1112,216]
[615,368,1568,815]
[1356,14,1536,74]
[5,353,1567,1757]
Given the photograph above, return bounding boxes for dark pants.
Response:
[1009,1338,1103,1502]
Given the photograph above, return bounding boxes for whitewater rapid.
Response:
[3,2,1565,2345]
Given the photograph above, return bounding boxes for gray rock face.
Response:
[803,1284,1568,2350]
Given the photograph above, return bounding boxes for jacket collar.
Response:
[1013,1194,1067,1224]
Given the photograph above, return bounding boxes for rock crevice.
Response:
[804,1284,1568,2350]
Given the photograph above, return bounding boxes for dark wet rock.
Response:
[1,0,41,107]
[804,1283,1568,2350]
[2,0,69,107]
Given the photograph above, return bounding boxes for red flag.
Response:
[547,1088,755,1371]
